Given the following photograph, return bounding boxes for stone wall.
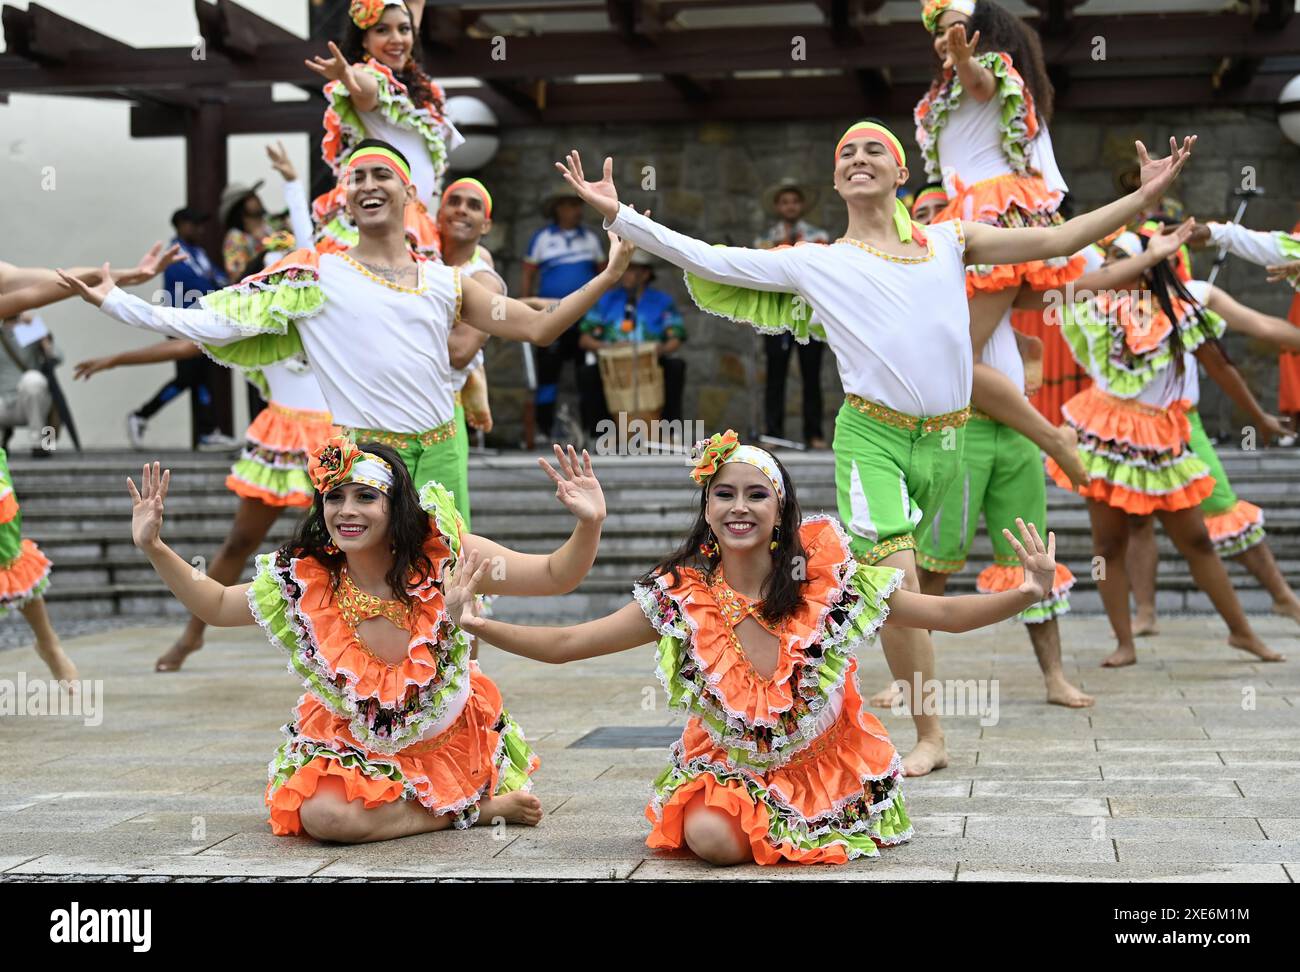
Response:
[471,109,1300,448]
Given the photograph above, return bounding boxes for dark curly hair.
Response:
[637,449,808,625]
[282,441,434,611]
[930,0,1055,126]
[340,2,444,115]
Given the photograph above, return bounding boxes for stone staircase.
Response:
[7,446,1300,624]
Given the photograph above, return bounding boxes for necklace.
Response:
[339,252,425,293]
[338,567,413,631]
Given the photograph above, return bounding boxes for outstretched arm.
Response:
[964,137,1196,268]
[458,445,605,596]
[1197,221,1300,275]
[129,462,255,627]
[555,151,801,293]
[458,242,630,346]
[885,519,1057,631]
[1195,342,1285,444]
[74,339,200,381]
[1,242,182,318]
[1204,284,1300,352]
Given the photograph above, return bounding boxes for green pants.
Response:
[1186,407,1265,558]
[344,418,470,529]
[833,397,968,564]
[1186,408,1237,516]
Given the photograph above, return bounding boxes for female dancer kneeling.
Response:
[442,431,1058,866]
[127,436,607,843]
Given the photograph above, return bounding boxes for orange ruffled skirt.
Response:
[226,402,338,507]
[936,173,1085,296]
[646,672,909,865]
[265,666,539,835]
[1047,387,1215,515]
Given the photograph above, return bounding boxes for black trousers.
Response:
[534,323,584,436]
[764,333,824,441]
[578,355,686,438]
[135,356,218,432]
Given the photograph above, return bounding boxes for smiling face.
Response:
[911,196,946,225]
[344,161,415,232]
[362,5,415,72]
[833,136,908,207]
[437,186,491,245]
[705,463,780,557]
[933,10,972,62]
[322,482,392,555]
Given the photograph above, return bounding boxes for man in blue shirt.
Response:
[522,192,606,441]
[576,252,686,438]
[126,207,235,450]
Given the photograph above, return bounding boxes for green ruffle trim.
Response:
[228,458,313,498]
[326,62,451,179]
[1213,523,1265,559]
[917,51,1034,183]
[1276,231,1300,261]
[418,480,466,559]
[652,758,912,859]
[1076,443,1211,494]
[683,261,825,344]
[267,738,407,799]
[493,708,537,796]
[1060,298,1226,399]
[1016,591,1070,625]
[198,264,321,370]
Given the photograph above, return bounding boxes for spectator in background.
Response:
[754,177,829,449]
[220,181,270,282]
[0,312,60,457]
[523,191,606,443]
[126,206,235,451]
[576,251,686,438]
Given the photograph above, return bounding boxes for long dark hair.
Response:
[636,451,808,625]
[341,2,444,115]
[933,0,1055,126]
[1137,225,1216,378]
[282,441,434,610]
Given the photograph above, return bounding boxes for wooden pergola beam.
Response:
[195,0,304,59]
[0,2,130,63]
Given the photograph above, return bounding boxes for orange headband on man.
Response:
[911,186,949,217]
[835,121,922,244]
[442,177,493,219]
[345,145,411,185]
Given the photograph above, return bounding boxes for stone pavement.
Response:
[1,614,1298,882]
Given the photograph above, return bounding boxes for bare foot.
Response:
[1046,676,1095,708]
[1270,600,1300,627]
[1132,610,1159,637]
[478,790,543,827]
[901,736,949,777]
[1050,425,1088,490]
[34,637,79,683]
[155,637,202,673]
[1228,632,1286,663]
[1101,644,1138,668]
[868,681,904,708]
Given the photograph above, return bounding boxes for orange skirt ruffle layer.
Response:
[1204,500,1264,545]
[976,561,1075,597]
[0,538,51,604]
[266,667,537,836]
[646,672,899,865]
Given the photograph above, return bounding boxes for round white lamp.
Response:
[446,96,500,172]
[1278,75,1300,147]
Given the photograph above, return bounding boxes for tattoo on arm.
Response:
[544,302,560,313]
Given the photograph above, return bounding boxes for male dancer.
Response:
[554,124,1194,774]
[62,141,633,513]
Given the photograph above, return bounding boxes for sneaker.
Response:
[127,413,147,450]
[197,431,240,451]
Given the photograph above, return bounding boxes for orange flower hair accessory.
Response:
[349,0,398,30]
[690,430,785,504]
[922,0,976,33]
[309,435,393,495]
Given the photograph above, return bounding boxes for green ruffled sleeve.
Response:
[419,481,466,558]
[835,561,905,658]
[198,252,322,370]
[684,256,826,343]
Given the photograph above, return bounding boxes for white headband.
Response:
[349,457,394,494]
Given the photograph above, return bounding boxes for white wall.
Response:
[0,1,312,448]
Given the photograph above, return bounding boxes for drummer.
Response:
[576,250,687,438]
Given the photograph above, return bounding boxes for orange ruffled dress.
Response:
[635,516,912,865]
[914,51,1084,296]
[248,482,538,834]
[0,447,51,617]
[1046,288,1225,515]
[313,59,461,259]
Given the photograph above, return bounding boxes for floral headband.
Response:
[309,435,394,495]
[349,0,406,30]
[922,0,976,33]
[690,430,785,505]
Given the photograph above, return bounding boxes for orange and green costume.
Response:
[0,447,51,617]
[635,516,912,865]
[250,481,537,834]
